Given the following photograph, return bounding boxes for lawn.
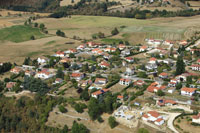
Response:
[0,25,46,43]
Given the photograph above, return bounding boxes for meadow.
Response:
[0,25,46,43]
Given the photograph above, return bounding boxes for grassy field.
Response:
[0,25,46,43]
[36,15,200,43]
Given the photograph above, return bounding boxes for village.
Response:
[1,36,200,133]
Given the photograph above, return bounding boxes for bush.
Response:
[138,128,149,133]
[58,105,67,113]
[108,116,118,129]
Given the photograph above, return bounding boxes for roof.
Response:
[147,111,160,118]
[159,72,168,76]
[191,64,200,67]
[143,114,149,118]
[95,78,107,82]
[120,78,131,82]
[117,95,123,99]
[92,89,109,96]
[56,51,65,55]
[125,57,133,60]
[140,45,148,49]
[181,87,197,93]
[155,118,163,122]
[100,61,110,67]
[193,113,200,119]
[150,57,157,61]
[71,73,83,77]
[6,82,16,89]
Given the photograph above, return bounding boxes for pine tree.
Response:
[175,56,185,75]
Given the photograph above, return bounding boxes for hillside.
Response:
[0,0,60,12]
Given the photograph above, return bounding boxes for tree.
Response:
[80,88,90,101]
[58,105,67,113]
[69,53,76,58]
[30,35,35,40]
[108,116,118,129]
[175,56,185,75]
[56,30,65,37]
[39,23,45,31]
[138,128,149,133]
[34,23,38,27]
[56,68,64,79]
[74,104,84,113]
[23,57,31,65]
[111,28,119,35]
[88,98,102,120]
[61,125,68,133]
[82,63,89,72]
[71,121,89,133]
[156,90,165,96]
[176,83,182,90]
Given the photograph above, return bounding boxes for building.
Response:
[71,73,85,81]
[119,78,132,86]
[6,82,16,90]
[55,78,63,84]
[147,82,166,93]
[118,44,126,50]
[99,61,110,68]
[37,57,48,64]
[10,67,23,74]
[181,87,197,97]
[25,70,35,77]
[149,57,157,64]
[157,99,177,106]
[192,113,200,124]
[77,44,86,50]
[94,78,107,85]
[104,47,116,52]
[36,69,55,79]
[125,67,135,76]
[91,89,109,99]
[55,51,65,57]
[142,111,164,126]
[125,57,134,63]
[159,72,168,79]
[139,46,148,52]
[191,64,200,71]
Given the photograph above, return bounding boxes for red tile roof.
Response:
[181,87,197,93]
[148,111,160,118]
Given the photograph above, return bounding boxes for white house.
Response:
[71,73,85,81]
[149,57,157,64]
[37,57,48,64]
[181,87,197,97]
[36,69,55,79]
[55,51,65,57]
[191,64,200,71]
[155,118,165,126]
[91,89,109,99]
[118,44,126,50]
[139,46,148,52]
[95,78,107,85]
[159,72,168,79]
[119,78,132,86]
[77,44,86,50]
[125,57,134,63]
[10,67,23,74]
[192,113,200,124]
[99,61,110,68]
[125,67,134,76]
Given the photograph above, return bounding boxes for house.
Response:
[142,111,164,125]
[60,58,71,63]
[104,47,116,52]
[167,87,176,93]
[10,67,23,74]
[181,87,197,97]
[155,118,165,126]
[80,80,92,87]
[149,57,157,64]
[36,69,55,79]
[68,48,77,54]
[192,113,200,124]
[197,59,200,64]
[71,73,85,81]
[87,42,100,48]
[117,95,124,102]
[91,89,109,99]
[77,44,86,50]
[147,82,166,93]
[99,61,110,68]
[55,51,65,57]
[145,63,157,70]
[139,46,148,52]
[95,78,107,85]
[179,40,188,46]
[147,39,162,46]
[103,53,112,60]
[163,40,173,45]
[125,57,134,63]
[97,50,104,55]
[134,80,145,86]
[6,82,16,90]
[55,78,63,84]
[191,64,200,71]
[168,78,179,87]
[121,49,130,56]
[0,62,3,66]
[159,72,168,79]
[114,106,134,120]
[157,99,177,106]
[118,44,126,50]
[25,70,35,77]
[125,67,134,76]
[92,48,101,54]
[37,57,48,64]
[119,78,132,86]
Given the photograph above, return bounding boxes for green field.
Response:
[0,25,46,43]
